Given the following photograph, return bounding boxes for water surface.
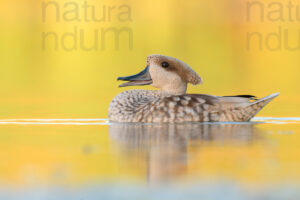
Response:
[0,117,299,200]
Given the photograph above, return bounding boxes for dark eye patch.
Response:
[161,62,169,68]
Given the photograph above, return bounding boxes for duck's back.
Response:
[108,90,278,122]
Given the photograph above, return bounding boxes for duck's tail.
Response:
[242,92,280,121]
[220,92,280,121]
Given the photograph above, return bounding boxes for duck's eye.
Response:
[161,62,169,68]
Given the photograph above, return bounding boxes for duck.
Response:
[108,54,279,123]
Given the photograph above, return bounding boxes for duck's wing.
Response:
[217,93,279,121]
[179,93,257,112]
[150,94,221,122]
[217,94,257,109]
[179,94,256,107]
[163,94,220,107]
[223,95,257,99]
[160,93,279,122]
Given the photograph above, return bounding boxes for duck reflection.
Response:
[109,123,262,182]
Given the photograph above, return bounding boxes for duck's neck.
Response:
[160,82,187,95]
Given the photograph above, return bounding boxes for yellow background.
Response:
[0,0,299,118]
[0,0,300,190]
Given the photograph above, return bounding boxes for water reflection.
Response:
[109,123,263,182]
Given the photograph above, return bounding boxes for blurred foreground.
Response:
[0,117,299,199]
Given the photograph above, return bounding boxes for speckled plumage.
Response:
[108,89,279,122]
[108,54,279,123]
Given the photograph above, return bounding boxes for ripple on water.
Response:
[0,117,298,125]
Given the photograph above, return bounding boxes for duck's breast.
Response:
[108,90,160,122]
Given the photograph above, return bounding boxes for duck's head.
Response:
[118,54,202,95]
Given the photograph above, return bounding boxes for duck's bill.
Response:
[117,66,152,87]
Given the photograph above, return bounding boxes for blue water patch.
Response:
[0,182,299,200]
